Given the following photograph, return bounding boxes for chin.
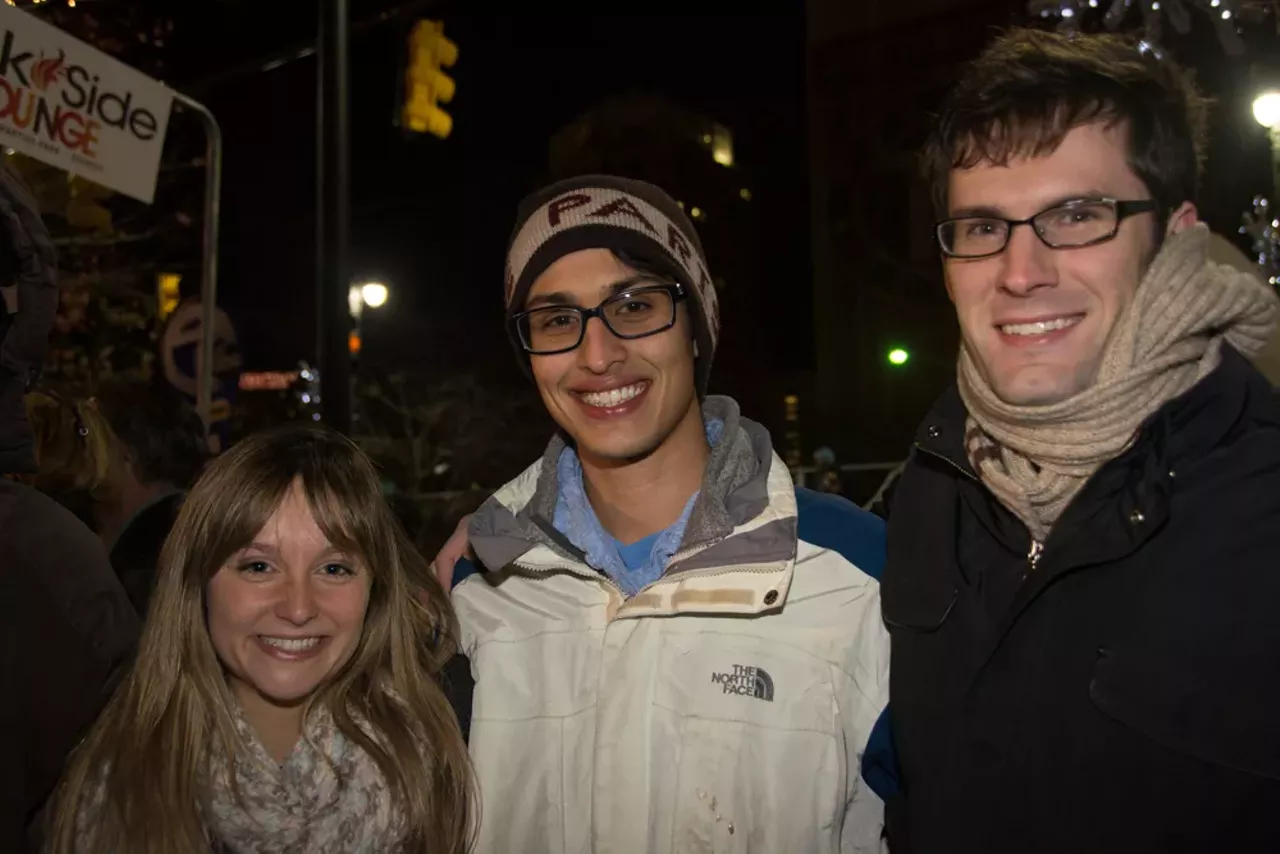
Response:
[578,433,663,464]
[992,368,1086,406]
[257,674,323,701]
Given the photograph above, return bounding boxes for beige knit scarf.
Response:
[202,703,405,853]
[959,224,1279,542]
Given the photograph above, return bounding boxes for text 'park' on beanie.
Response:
[504,174,720,397]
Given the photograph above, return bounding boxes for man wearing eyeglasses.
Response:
[445,175,893,852]
[880,29,1280,853]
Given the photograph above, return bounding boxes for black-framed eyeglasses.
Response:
[936,198,1159,259]
[509,279,687,356]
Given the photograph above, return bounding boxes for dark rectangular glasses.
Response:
[510,281,686,355]
[936,198,1158,259]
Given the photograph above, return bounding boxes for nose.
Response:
[576,314,627,374]
[275,573,319,626]
[998,224,1057,297]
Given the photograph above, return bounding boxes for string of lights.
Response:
[1025,0,1255,54]
[1240,196,1280,288]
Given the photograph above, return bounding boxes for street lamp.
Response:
[1253,90,1280,202]
[1254,91,1280,129]
[348,280,390,319]
[361,281,388,309]
[348,280,390,356]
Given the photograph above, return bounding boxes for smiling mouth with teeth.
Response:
[998,316,1083,336]
[578,381,649,408]
[260,636,323,652]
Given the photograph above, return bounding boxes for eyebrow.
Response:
[238,542,353,562]
[241,541,280,558]
[523,275,660,310]
[948,191,1113,220]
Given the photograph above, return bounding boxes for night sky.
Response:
[164,3,810,387]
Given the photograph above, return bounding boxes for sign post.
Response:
[171,92,222,430]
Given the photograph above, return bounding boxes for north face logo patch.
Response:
[710,664,774,701]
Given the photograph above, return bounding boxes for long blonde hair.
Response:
[46,424,476,853]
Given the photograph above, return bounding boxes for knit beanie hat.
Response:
[504,174,720,397]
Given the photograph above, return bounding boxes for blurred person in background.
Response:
[0,164,138,854]
[21,390,117,530]
[92,379,210,617]
[24,381,209,617]
[45,425,476,854]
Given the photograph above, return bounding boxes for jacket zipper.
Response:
[513,549,782,605]
[917,441,1047,574]
[913,441,980,483]
[512,558,621,590]
[1027,539,1044,572]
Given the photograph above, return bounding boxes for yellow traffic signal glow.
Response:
[888,348,910,366]
[403,20,458,140]
[157,273,181,320]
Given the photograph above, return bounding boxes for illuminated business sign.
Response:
[0,5,173,202]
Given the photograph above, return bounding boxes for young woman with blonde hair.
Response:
[45,424,476,853]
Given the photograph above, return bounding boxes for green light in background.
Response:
[887,347,910,366]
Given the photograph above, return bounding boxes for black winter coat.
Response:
[882,348,1280,853]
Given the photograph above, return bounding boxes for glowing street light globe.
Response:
[887,348,910,366]
[360,281,389,308]
[1254,91,1280,129]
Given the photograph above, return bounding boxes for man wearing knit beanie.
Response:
[438,175,893,852]
[882,29,1280,853]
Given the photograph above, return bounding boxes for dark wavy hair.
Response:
[922,28,1211,219]
[93,379,210,490]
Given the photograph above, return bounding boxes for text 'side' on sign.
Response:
[0,4,173,204]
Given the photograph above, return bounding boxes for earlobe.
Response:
[1166,201,1199,236]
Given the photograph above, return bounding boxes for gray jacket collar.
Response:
[470,395,775,573]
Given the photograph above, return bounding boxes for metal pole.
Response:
[1270,126,1280,206]
[171,91,223,433]
[318,0,351,433]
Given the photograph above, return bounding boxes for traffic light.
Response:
[402,20,458,139]
[887,347,910,366]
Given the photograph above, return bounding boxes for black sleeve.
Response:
[440,653,474,745]
[2,490,140,851]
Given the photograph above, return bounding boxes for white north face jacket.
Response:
[453,398,892,853]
